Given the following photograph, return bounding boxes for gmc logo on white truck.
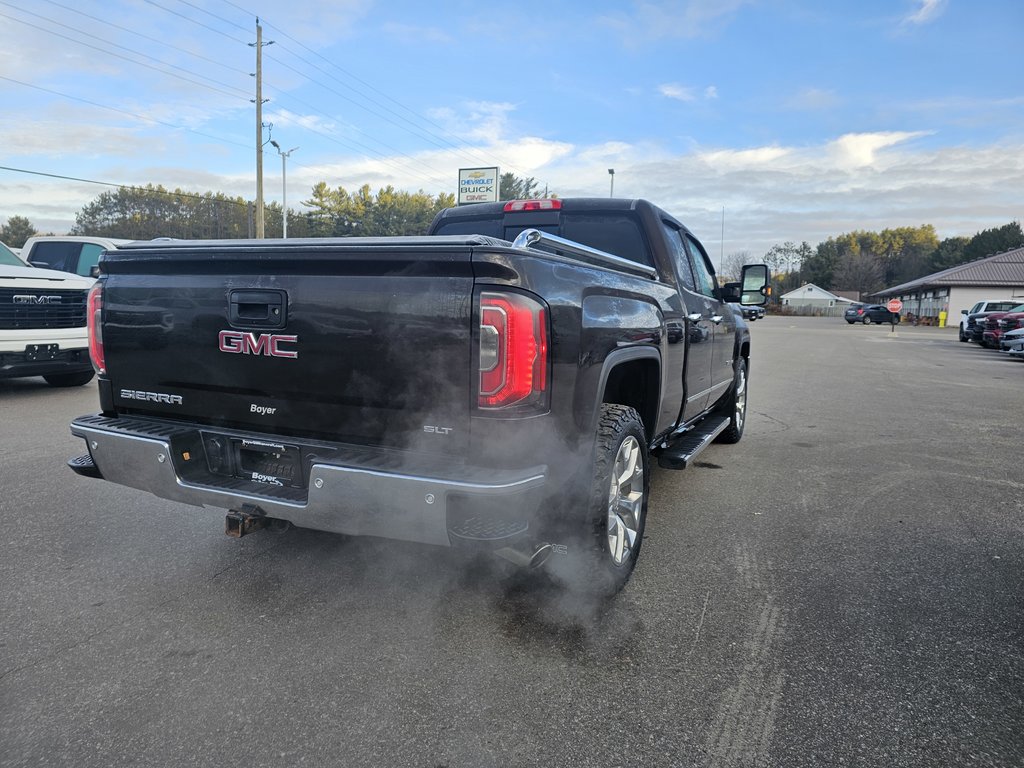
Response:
[218,330,298,359]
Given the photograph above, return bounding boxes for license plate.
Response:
[25,344,59,361]
[233,438,301,487]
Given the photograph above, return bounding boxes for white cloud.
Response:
[903,0,946,25]
[659,83,696,102]
[659,83,719,102]
[828,131,930,168]
[264,109,337,135]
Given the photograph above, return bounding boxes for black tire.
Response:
[550,404,649,597]
[43,370,95,387]
[846,320,855,324]
[863,316,872,325]
[959,328,968,342]
[716,357,748,444]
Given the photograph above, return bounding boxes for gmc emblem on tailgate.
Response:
[218,330,299,359]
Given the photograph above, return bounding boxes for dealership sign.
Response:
[458,167,499,205]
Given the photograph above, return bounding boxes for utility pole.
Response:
[250,19,273,239]
[608,168,615,197]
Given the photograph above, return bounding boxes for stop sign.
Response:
[887,299,903,313]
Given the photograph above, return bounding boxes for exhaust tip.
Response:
[496,543,553,569]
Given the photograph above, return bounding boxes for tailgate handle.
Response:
[229,289,287,329]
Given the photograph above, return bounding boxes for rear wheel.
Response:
[846,320,855,324]
[863,316,872,325]
[43,371,94,387]
[551,404,649,596]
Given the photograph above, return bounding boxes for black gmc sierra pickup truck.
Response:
[69,198,767,594]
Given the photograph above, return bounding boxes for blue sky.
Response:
[0,0,1021,256]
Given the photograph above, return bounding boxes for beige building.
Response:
[874,246,1024,325]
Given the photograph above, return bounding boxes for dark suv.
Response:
[846,304,899,325]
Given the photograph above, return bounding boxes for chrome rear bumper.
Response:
[70,415,547,548]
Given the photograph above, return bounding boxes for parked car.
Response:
[959,299,1020,342]
[844,304,865,323]
[1,243,96,386]
[846,304,899,325]
[1000,327,1024,358]
[739,304,765,321]
[981,304,1024,348]
[21,236,130,278]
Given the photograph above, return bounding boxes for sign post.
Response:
[887,299,903,333]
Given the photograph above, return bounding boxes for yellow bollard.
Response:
[938,311,947,328]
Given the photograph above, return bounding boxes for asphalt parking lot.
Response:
[1,316,1022,768]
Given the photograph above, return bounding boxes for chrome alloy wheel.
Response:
[606,435,645,566]
[734,363,747,433]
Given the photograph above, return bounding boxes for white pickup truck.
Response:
[0,245,96,387]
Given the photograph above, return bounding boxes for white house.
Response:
[779,283,855,312]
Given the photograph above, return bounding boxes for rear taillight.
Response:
[87,282,105,374]
[478,292,548,409]
[502,199,561,212]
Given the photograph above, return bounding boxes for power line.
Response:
[0,7,251,102]
[133,0,457,187]
[142,0,249,44]
[36,0,247,79]
[218,0,548,186]
[0,165,250,209]
[0,75,251,151]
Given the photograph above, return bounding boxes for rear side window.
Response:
[684,235,717,298]
[76,243,105,276]
[661,222,695,291]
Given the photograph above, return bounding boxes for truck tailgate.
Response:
[101,242,474,455]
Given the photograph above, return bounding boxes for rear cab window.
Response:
[432,209,655,269]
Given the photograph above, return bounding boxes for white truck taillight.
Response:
[478,291,548,409]
[87,282,105,374]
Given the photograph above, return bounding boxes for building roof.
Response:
[874,246,1024,297]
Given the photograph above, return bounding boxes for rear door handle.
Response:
[710,315,724,324]
[687,313,703,323]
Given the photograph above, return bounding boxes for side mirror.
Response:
[89,265,101,278]
[739,263,770,306]
[960,309,968,315]
[721,282,741,302]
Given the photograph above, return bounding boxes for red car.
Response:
[981,303,1024,348]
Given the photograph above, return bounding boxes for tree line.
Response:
[2,177,1019,296]
[721,221,1022,297]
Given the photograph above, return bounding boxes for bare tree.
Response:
[834,250,884,295]
[719,250,753,281]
